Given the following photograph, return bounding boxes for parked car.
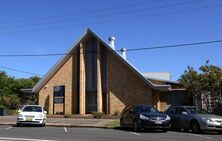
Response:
[17,105,47,127]
[120,104,171,132]
[165,106,222,133]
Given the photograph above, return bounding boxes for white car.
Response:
[17,105,47,127]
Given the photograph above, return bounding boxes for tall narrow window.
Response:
[53,85,65,115]
[54,85,65,103]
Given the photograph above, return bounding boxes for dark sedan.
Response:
[165,106,222,133]
[120,105,171,132]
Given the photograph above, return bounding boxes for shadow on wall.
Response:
[44,95,49,113]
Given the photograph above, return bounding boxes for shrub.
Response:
[114,111,120,116]
[92,112,104,119]
[7,109,18,115]
[0,105,5,109]
[64,114,71,118]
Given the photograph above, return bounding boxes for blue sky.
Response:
[0,0,221,81]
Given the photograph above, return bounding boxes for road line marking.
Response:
[185,133,203,138]
[185,133,212,140]
[64,127,67,133]
[5,127,13,130]
[129,132,141,136]
[0,137,57,141]
[205,136,212,140]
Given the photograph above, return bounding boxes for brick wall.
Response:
[38,56,73,115]
[107,51,153,115]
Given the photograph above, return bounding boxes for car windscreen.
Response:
[186,107,208,114]
[22,106,42,112]
[136,106,159,113]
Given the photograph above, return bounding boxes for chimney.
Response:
[121,48,126,59]
[108,36,115,50]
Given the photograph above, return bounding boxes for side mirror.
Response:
[182,111,188,115]
[18,109,22,113]
[44,111,47,114]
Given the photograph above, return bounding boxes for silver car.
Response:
[165,106,222,133]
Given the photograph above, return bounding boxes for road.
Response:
[0,125,221,141]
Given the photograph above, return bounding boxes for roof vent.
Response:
[121,48,126,60]
[108,36,115,50]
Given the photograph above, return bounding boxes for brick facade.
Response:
[107,50,152,114]
[39,56,73,115]
[35,29,186,115]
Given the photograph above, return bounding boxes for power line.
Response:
[0,65,43,76]
[0,2,221,35]
[0,39,221,57]
[0,38,221,76]
[124,39,222,52]
[0,0,202,29]
[0,0,165,25]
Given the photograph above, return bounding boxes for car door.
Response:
[175,107,190,129]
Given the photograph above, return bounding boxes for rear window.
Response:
[22,106,42,112]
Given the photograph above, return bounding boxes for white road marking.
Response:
[185,133,212,140]
[205,136,212,139]
[5,127,13,130]
[63,127,67,133]
[0,137,57,141]
[129,132,141,136]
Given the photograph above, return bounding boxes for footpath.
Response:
[0,116,118,128]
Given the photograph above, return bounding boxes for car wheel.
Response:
[41,121,46,127]
[120,119,125,129]
[191,121,200,133]
[16,123,22,127]
[162,129,168,133]
[133,120,140,132]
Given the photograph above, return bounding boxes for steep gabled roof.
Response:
[32,28,171,93]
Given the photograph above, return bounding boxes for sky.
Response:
[0,0,221,81]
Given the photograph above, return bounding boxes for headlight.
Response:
[202,117,214,123]
[166,115,171,120]
[18,114,23,118]
[38,115,43,118]
[139,114,149,120]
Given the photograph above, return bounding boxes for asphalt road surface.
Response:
[0,125,222,141]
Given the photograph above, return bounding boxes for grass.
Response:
[105,119,120,128]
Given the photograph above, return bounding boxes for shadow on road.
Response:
[169,128,222,135]
[112,127,169,133]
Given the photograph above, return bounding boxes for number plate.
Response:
[26,118,32,121]
[155,121,162,124]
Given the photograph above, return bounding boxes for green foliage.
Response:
[0,105,5,109]
[64,114,71,118]
[7,109,19,115]
[92,112,105,119]
[114,111,120,116]
[0,70,41,109]
[0,95,21,109]
[179,61,222,112]
[105,119,120,128]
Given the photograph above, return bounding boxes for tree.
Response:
[0,70,41,109]
[15,76,41,105]
[179,61,222,113]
